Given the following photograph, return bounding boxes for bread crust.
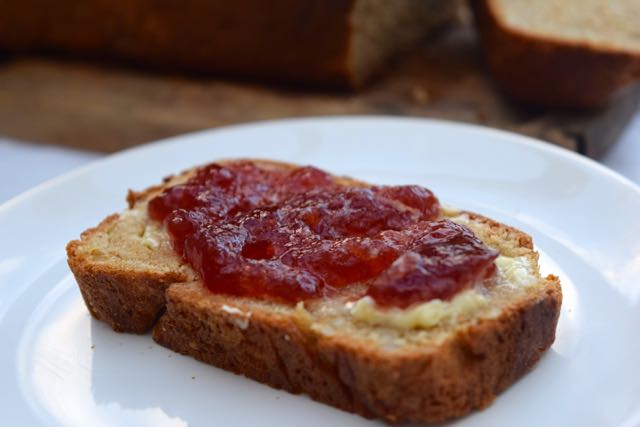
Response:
[67,214,194,332]
[66,159,562,423]
[153,275,560,423]
[0,1,353,87]
[472,0,640,109]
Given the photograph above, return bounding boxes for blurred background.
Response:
[1,0,639,202]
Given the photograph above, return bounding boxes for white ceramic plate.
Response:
[1,117,639,427]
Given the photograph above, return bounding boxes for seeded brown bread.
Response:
[472,0,640,109]
[67,159,562,423]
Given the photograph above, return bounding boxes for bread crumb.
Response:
[411,85,430,105]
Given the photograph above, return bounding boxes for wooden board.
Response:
[0,24,637,157]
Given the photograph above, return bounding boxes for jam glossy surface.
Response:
[148,161,498,307]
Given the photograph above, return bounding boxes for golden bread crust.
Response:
[153,275,560,423]
[67,214,194,332]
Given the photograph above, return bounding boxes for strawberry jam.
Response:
[148,161,498,308]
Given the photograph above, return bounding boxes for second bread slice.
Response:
[473,0,640,108]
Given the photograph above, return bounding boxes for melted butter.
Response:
[351,292,487,329]
[440,204,461,217]
[350,255,535,329]
[496,255,536,287]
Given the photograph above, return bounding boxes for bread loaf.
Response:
[0,0,458,88]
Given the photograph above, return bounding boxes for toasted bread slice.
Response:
[472,0,640,108]
[67,159,561,423]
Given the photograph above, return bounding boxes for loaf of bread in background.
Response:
[472,0,640,109]
[0,0,458,88]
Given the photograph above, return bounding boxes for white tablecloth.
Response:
[1,114,639,205]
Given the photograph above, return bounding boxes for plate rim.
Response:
[2,115,639,426]
[2,115,639,215]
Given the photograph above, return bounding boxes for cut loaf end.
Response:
[348,0,460,87]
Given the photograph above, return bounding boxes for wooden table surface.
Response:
[0,23,638,157]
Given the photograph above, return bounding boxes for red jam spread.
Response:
[148,161,498,308]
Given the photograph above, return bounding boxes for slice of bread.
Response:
[472,0,640,108]
[67,159,561,423]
